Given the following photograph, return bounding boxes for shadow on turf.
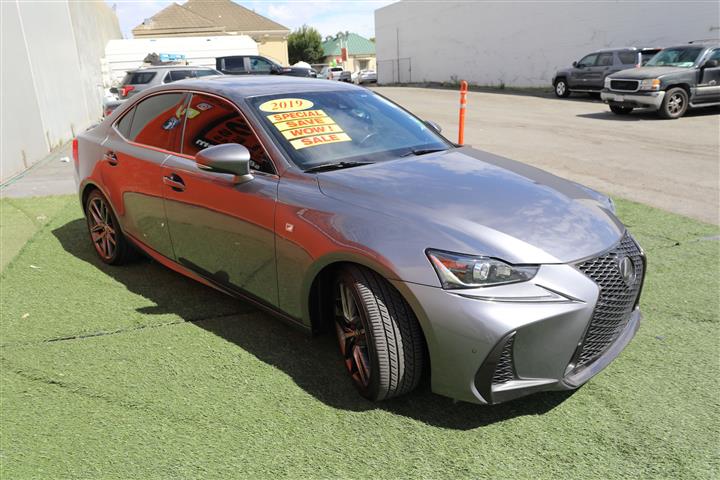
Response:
[54,218,575,431]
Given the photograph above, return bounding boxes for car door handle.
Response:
[104,151,118,166]
[163,174,186,192]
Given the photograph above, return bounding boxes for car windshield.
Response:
[249,90,451,170]
[645,47,704,67]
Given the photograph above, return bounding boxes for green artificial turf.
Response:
[1,195,718,479]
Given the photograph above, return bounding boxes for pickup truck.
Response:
[601,42,720,118]
[216,55,315,77]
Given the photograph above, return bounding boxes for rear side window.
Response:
[221,57,245,73]
[618,51,638,65]
[122,72,156,85]
[118,93,189,152]
[115,107,135,138]
[180,93,274,174]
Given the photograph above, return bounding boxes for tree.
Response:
[287,25,324,65]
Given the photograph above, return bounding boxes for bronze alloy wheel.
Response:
[87,195,117,261]
[334,281,372,389]
[85,190,134,265]
[332,265,424,401]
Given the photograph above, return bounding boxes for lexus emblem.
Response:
[618,256,636,286]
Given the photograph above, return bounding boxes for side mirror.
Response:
[424,120,442,134]
[109,87,118,94]
[196,143,253,184]
[704,59,719,68]
[572,61,578,67]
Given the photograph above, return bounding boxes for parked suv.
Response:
[215,55,315,77]
[601,43,720,118]
[111,65,221,100]
[553,47,661,97]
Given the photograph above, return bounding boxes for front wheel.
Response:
[333,265,424,401]
[554,78,570,98]
[659,87,688,119]
[610,105,634,115]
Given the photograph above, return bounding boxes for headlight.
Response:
[604,77,612,88]
[426,250,538,289]
[639,78,660,91]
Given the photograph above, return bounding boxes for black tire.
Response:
[333,265,424,401]
[85,189,134,265]
[659,87,689,119]
[610,105,634,115]
[554,78,570,98]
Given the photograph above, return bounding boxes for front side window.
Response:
[645,47,704,68]
[180,94,274,174]
[708,49,720,62]
[577,54,597,67]
[249,91,451,170]
[195,69,220,77]
[166,70,193,82]
[119,93,189,152]
[596,53,613,66]
[249,57,274,73]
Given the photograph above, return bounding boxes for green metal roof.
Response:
[322,33,375,57]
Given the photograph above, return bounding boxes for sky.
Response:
[107,0,396,39]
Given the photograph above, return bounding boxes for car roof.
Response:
[146,75,361,100]
[594,47,662,53]
[129,65,217,72]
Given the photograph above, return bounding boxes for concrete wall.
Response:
[375,1,720,86]
[0,0,121,182]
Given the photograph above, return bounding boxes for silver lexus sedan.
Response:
[73,76,645,404]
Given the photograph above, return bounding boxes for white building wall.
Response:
[375,1,720,86]
[0,0,121,182]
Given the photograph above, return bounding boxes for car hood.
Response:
[609,66,690,79]
[317,147,624,264]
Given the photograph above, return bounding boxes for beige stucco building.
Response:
[132,0,290,65]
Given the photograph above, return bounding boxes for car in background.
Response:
[601,42,720,118]
[216,55,315,77]
[102,99,123,118]
[73,75,645,405]
[111,66,222,100]
[318,66,351,82]
[352,69,377,85]
[552,47,661,98]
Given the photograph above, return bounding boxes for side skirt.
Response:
[125,232,311,334]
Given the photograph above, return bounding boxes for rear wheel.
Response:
[333,265,424,401]
[554,78,570,98]
[659,87,688,119]
[85,189,134,265]
[610,105,634,115]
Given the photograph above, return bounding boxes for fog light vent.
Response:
[492,335,516,384]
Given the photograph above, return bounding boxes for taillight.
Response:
[120,85,135,97]
[72,138,79,169]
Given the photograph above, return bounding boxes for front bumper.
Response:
[601,90,665,109]
[392,260,643,404]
